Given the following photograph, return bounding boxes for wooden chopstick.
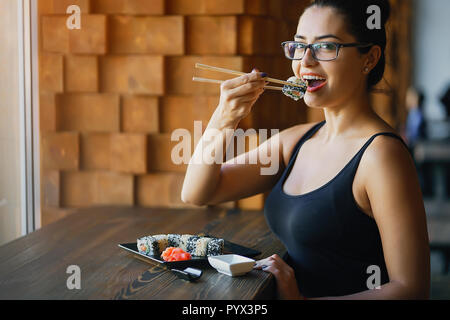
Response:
[195,63,303,89]
[192,77,282,91]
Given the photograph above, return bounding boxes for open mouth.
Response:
[302,75,327,92]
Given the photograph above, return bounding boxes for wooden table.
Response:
[0,206,285,300]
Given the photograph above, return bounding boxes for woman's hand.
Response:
[254,254,305,300]
[217,69,267,127]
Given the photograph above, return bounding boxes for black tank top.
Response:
[264,120,410,298]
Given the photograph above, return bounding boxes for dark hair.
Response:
[304,0,391,90]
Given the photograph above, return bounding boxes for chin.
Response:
[304,87,341,109]
[304,95,325,108]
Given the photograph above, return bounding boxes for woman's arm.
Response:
[314,136,430,300]
[181,71,272,206]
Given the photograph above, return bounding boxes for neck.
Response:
[320,89,377,142]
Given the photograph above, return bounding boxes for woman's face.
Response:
[293,6,369,108]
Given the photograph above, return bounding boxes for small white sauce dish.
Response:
[208,254,255,277]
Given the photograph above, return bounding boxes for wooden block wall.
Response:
[38,0,409,225]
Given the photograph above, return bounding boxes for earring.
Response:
[364,67,369,73]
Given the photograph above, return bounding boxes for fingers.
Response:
[254,254,300,300]
[221,71,268,91]
[224,80,267,107]
[253,256,273,270]
[217,68,268,123]
[253,254,279,269]
[259,259,278,276]
[253,257,269,270]
[269,254,283,262]
[221,85,265,111]
[229,80,266,96]
[253,254,286,272]
[228,85,265,104]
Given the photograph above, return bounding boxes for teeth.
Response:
[302,75,326,81]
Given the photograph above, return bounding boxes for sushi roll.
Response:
[168,234,181,247]
[152,234,168,254]
[192,237,213,256]
[137,236,160,256]
[137,237,150,255]
[179,234,193,252]
[207,238,224,256]
[282,76,307,101]
[186,235,201,253]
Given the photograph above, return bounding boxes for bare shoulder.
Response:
[360,116,406,160]
[361,128,414,183]
[365,127,410,162]
[278,121,323,168]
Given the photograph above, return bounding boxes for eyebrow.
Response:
[294,34,343,41]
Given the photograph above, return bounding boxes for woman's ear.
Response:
[364,45,382,74]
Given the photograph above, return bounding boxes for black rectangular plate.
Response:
[119,239,261,269]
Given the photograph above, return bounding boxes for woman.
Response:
[181,0,430,300]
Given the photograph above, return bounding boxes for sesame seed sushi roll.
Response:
[282,76,307,101]
[179,234,193,252]
[168,234,181,247]
[192,237,213,256]
[207,238,224,256]
[186,236,201,254]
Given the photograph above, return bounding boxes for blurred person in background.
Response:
[441,84,450,120]
[404,87,431,197]
[405,87,427,149]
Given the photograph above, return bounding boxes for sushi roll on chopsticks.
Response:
[192,63,307,101]
[282,76,307,101]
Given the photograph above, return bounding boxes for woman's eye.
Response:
[318,43,335,50]
[295,43,307,49]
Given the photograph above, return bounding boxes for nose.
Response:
[301,47,317,67]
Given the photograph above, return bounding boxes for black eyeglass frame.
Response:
[281,41,374,61]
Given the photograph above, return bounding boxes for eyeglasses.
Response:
[281,41,373,61]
